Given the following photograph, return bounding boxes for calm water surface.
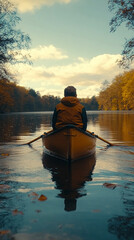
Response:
[0,111,134,240]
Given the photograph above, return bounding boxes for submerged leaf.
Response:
[38,194,47,201]
[0,184,10,188]
[35,209,41,213]
[28,192,39,197]
[58,224,63,229]
[92,209,101,213]
[5,171,10,174]
[0,230,10,235]
[0,184,10,192]
[1,153,9,156]
[0,170,10,174]
[0,171,10,175]
[28,191,39,200]
[12,209,24,215]
[103,182,117,189]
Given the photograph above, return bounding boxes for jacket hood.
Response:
[61,96,79,107]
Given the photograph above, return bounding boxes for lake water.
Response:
[0,111,134,240]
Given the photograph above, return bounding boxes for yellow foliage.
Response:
[121,70,134,109]
[0,79,14,112]
[98,69,134,110]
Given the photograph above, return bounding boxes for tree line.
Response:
[0,69,134,113]
[0,79,99,113]
[0,79,60,113]
[98,69,134,110]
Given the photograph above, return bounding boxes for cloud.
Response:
[30,45,68,60]
[11,53,125,98]
[11,0,72,12]
[13,45,68,61]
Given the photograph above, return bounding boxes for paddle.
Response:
[23,128,113,146]
[24,134,44,145]
[87,130,114,146]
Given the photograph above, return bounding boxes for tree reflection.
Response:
[42,154,96,211]
[0,113,52,142]
[108,215,134,239]
[0,112,133,146]
[108,183,134,239]
[99,112,134,145]
[0,187,24,237]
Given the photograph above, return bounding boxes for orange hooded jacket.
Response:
[52,96,87,130]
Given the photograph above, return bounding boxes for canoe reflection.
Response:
[42,153,96,211]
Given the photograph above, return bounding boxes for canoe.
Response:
[42,125,96,162]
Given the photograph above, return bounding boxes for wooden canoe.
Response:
[42,125,96,162]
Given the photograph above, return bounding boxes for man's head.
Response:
[64,86,77,97]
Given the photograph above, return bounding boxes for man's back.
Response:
[52,86,87,131]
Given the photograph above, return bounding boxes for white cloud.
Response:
[12,45,68,61]
[11,0,72,12]
[30,45,68,60]
[11,53,125,98]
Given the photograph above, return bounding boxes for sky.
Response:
[10,0,133,98]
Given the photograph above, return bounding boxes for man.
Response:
[52,86,87,131]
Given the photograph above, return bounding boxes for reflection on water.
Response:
[0,111,134,240]
[0,112,52,142]
[42,153,96,211]
[108,215,134,239]
[108,180,134,239]
[87,111,134,145]
[98,111,134,145]
[0,111,134,146]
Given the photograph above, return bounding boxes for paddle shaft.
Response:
[87,130,113,146]
[24,128,113,146]
[25,135,43,145]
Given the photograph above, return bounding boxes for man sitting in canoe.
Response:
[52,86,87,131]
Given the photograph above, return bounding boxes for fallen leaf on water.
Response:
[28,192,39,197]
[35,209,41,213]
[92,209,101,213]
[58,224,63,229]
[0,230,10,235]
[103,182,117,189]
[5,171,10,175]
[0,171,10,175]
[12,209,24,215]
[32,219,38,223]
[0,184,10,192]
[28,192,39,201]
[1,153,9,156]
[0,184,10,188]
[38,194,47,201]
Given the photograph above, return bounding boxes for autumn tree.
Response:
[98,69,134,110]
[28,89,42,111]
[0,79,14,112]
[108,0,134,68]
[121,69,134,109]
[0,0,31,80]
